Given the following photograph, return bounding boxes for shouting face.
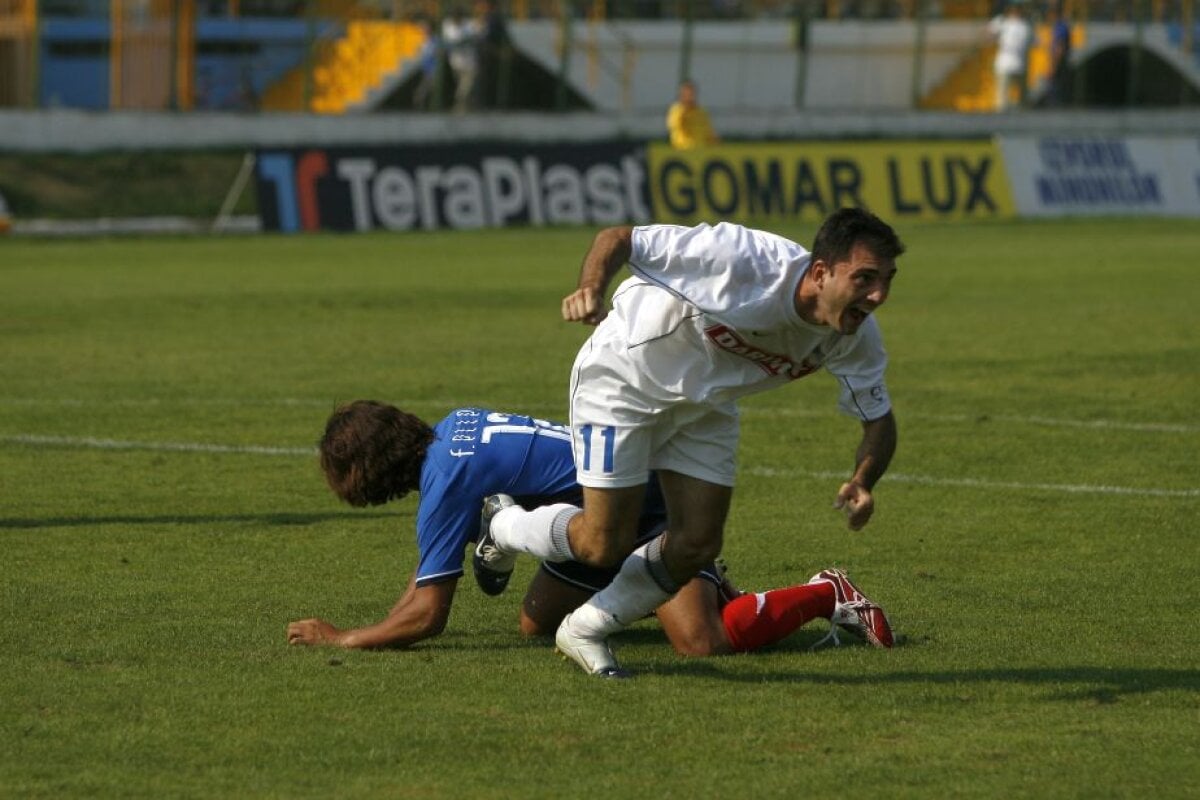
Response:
[808,242,897,334]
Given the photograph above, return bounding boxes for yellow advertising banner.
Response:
[647,140,1015,223]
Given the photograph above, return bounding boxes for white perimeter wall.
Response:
[3,107,1200,153]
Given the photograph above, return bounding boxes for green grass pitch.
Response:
[1,219,1198,798]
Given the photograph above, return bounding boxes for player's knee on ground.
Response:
[519,610,551,638]
[520,593,565,637]
[519,571,589,637]
[667,625,732,657]
[657,580,733,657]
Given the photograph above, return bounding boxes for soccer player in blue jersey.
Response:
[286,400,892,656]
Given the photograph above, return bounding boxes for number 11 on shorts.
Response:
[579,424,615,474]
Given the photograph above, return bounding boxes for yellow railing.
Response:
[110,0,195,110]
[0,0,34,33]
[0,0,37,107]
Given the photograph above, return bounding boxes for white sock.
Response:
[490,503,579,562]
[569,540,677,637]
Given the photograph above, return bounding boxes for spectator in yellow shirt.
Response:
[666,80,719,150]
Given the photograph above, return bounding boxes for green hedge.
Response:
[0,152,258,219]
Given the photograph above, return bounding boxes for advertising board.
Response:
[998,136,1200,217]
[255,141,650,232]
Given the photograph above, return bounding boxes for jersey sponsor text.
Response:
[704,324,820,380]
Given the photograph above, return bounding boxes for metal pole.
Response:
[110,0,122,109]
[1186,0,1196,57]
[498,37,513,109]
[26,0,40,108]
[431,11,446,111]
[1128,0,1143,106]
[495,1,513,110]
[1182,0,1195,105]
[793,0,809,109]
[911,0,928,109]
[213,153,257,233]
[304,0,317,112]
[678,0,693,83]
[176,0,195,110]
[1071,0,1086,106]
[556,4,575,111]
[168,0,179,110]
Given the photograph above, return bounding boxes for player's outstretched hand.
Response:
[562,287,608,325]
[834,481,875,531]
[287,618,343,646]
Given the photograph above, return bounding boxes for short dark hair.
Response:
[319,401,435,507]
[811,207,905,271]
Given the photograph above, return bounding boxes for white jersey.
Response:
[989,14,1032,76]
[593,222,890,420]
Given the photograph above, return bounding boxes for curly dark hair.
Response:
[811,207,906,271]
[319,400,435,507]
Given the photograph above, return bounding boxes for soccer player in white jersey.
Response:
[476,208,904,676]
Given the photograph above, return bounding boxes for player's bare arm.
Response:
[835,411,897,531]
[561,225,634,325]
[287,574,457,649]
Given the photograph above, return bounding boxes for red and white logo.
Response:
[704,324,819,380]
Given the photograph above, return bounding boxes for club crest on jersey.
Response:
[704,324,820,379]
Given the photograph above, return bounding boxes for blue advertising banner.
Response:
[998,136,1200,217]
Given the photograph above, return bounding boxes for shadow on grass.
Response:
[433,631,1199,701]
[644,660,1200,700]
[0,511,398,530]
[596,630,1200,700]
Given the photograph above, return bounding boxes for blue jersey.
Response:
[414,408,581,587]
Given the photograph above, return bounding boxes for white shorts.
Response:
[569,335,740,489]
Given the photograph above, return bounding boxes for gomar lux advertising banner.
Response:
[645,140,1016,224]
[254,141,652,233]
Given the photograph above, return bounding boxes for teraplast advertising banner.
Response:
[254,141,651,233]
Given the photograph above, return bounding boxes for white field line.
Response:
[740,407,1200,434]
[3,433,1196,499]
[0,396,1194,434]
[745,466,1200,499]
[910,412,1195,434]
[3,434,314,457]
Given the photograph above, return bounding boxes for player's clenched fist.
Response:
[562,287,607,325]
[834,481,875,531]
